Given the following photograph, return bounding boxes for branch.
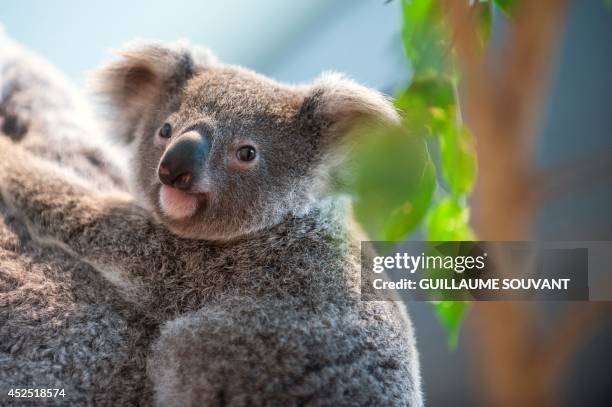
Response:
[442,0,569,240]
[500,0,570,155]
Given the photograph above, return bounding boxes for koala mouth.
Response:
[159,184,206,219]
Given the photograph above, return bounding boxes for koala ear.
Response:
[300,72,400,142]
[93,41,216,143]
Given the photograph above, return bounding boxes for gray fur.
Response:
[0,33,153,406]
[0,39,422,406]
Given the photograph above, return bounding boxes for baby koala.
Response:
[0,41,422,406]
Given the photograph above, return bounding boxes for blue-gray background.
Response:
[2,1,611,405]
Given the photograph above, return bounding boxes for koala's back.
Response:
[0,34,153,405]
[148,200,422,406]
[152,299,420,406]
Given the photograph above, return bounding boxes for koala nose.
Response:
[158,131,210,191]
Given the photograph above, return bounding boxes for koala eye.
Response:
[159,123,172,138]
[236,146,257,162]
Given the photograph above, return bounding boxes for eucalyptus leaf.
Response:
[357,0,486,349]
[431,300,470,350]
[401,0,451,76]
[340,124,436,241]
[426,197,474,241]
[395,75,455,137]
[439,123,477,196]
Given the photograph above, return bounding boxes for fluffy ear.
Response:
[300,72,400,141]
[92,40,216,143]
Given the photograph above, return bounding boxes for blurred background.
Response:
[2,0,611,405]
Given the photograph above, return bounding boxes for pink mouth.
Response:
[159,185,200,219]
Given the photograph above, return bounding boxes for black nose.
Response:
[158,131,209,190]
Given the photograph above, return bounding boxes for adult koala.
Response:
[0,33,154,405]
[0,39,422,406]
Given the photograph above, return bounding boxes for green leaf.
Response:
[394,75,455,137]
[439,123,477,196]
[339,124,436,241]
[380,156,436,240]
[395,75,455,112]
[431,300,470,350]
[400,0,451,77]
[426,197,474,241]
[398,78,476,197]
[395,0,480,353]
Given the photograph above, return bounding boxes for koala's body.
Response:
[0,40,422,406]
[0,33,154,405]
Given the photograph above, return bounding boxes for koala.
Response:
[0,41,423,406]
[0,32,154,405]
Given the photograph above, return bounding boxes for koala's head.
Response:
[96,41,398,241]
